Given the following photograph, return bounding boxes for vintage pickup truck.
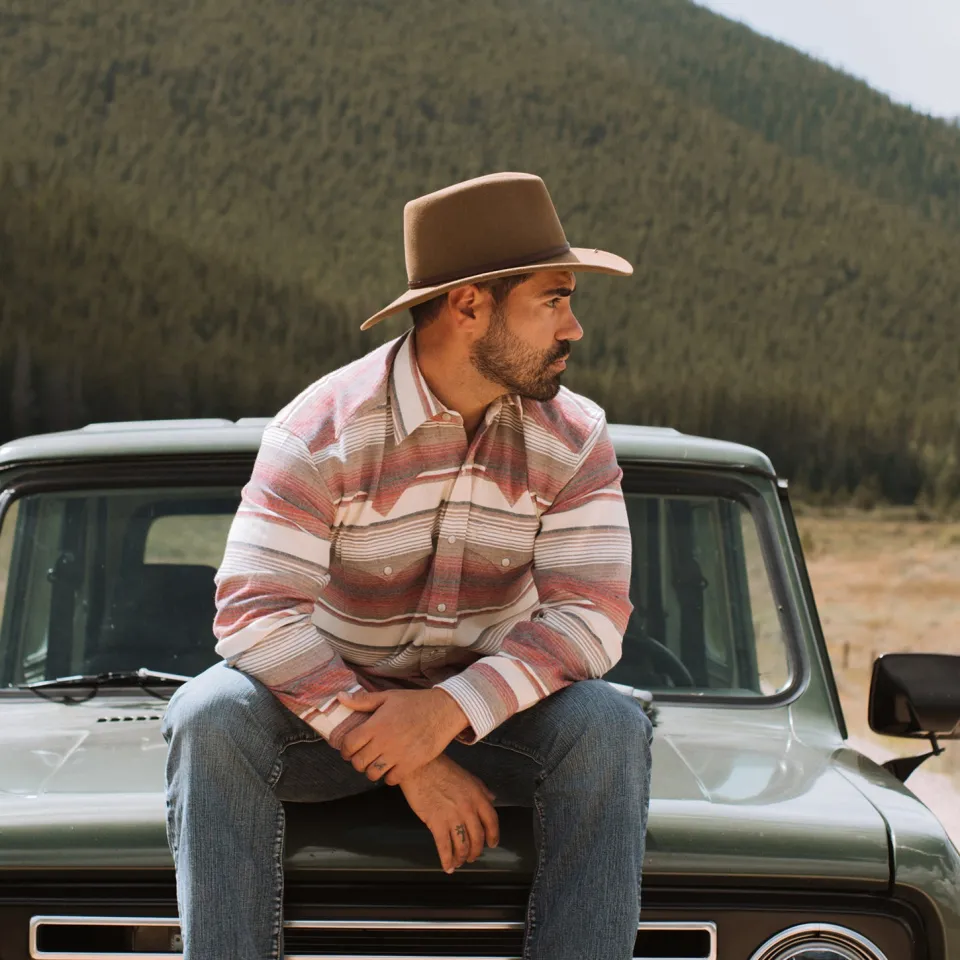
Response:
[0,418,958,960]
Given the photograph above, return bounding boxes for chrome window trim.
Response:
[748,922,888,960]
[30,915,716,960]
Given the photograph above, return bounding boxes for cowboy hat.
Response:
[361,172,633,330]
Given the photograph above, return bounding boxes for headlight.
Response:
[749,923,888,960]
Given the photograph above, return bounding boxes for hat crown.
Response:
[403,172,569,289]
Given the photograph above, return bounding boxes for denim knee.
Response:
[162,662,278,748]
[163,665,229,739]
[558,679,653,757]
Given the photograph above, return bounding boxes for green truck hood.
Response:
[0,697,891,887]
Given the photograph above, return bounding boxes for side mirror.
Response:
[868,653,960,782]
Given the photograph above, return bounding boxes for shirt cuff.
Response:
[297,683,365,749]
[436,668,514,744]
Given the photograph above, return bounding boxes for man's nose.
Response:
[561,310,584,342]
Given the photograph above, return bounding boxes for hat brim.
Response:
[360,247,633,330]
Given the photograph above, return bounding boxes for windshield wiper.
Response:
[18,668,192,703]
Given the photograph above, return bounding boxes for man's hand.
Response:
[337,687,470,784]
[399,755,499,873]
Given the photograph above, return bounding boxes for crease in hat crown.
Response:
[361,171,633,330]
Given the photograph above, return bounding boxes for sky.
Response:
[695,0,960,120]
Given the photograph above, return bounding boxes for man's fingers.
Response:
[340,726,374,761]
[364,756,392,782]
[384,767,403,787]
[430,824,455,874]
[477,799,500,849]
[463,813,485,862]
[451,820,471,867]
[337,690,387,713]
[348,742,388,777]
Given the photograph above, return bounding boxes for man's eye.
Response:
[546,298,561,308]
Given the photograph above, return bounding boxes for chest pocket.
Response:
[465,540,535,574]
[333,526,435,584]
[464,504,539,580]
[464,500,539,573]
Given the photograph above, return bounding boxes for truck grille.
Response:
[30,915,717,959]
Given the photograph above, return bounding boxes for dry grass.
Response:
[796,507,960,844]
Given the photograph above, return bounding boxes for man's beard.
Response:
[469,302,570,402]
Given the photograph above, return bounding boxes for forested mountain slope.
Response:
[568,0,960,232]
[1,0,958,503]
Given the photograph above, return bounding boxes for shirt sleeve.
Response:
[212,423,365,748]
[437,417,633,742]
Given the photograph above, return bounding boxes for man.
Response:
[162,171,653,960]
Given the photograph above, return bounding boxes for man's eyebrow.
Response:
[542,286,575,298]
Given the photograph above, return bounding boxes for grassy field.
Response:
[796,507,960,844]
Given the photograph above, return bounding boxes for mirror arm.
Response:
[882,730,944,783]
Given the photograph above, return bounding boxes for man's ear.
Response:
[446,284,483,324]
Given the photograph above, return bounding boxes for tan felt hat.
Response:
[361,172,633,330]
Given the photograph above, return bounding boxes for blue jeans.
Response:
[161,662,652,960]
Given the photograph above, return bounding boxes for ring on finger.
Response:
[366,757,390,780]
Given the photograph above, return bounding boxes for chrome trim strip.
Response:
[30,915,716,960]
[287,921,523,931]
[30,916,179,960]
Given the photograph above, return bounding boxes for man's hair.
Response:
[409,273,534,330]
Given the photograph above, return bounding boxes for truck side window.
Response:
[4,496,65,682]
[739,507,790,695]
[610,492,791,696]
[0,500,20,647]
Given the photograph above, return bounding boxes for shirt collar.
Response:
[389,329,524,444]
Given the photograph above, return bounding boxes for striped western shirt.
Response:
[213,328,633,747]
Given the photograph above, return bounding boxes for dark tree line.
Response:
[1,0,958,506]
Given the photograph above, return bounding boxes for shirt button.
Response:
[501,558,511,567]
[441,413,452,421]
[447,535,457,544]
[437,603,447,612]
[383,565,393,575]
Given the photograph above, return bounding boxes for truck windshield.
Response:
[0,481,793,697]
